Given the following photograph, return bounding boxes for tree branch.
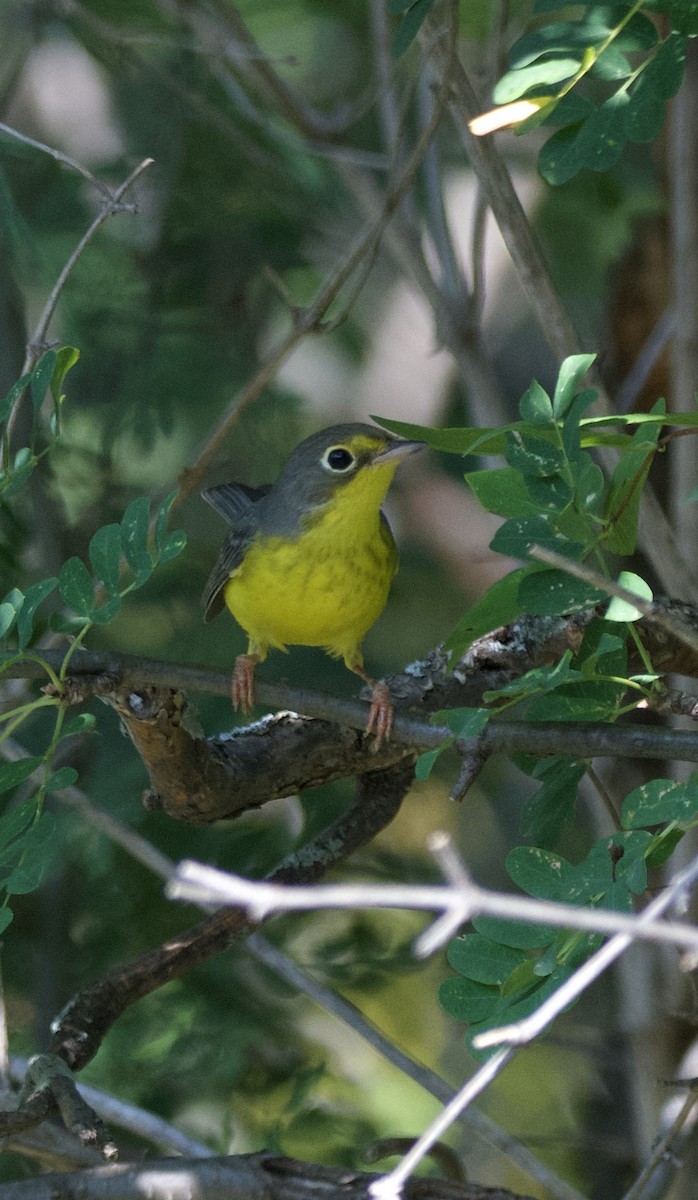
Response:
[0,1150,535,1200]
[50,759,414,1071]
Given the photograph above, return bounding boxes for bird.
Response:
[201,422,423,745]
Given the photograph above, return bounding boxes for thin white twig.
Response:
[368,1049,512,1199]
[166,853,698,955]
[474,852,698,1051]
[247,935,586,1200]
[367,853,698,1198]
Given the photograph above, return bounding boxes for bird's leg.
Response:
[350,664,394,749]
[232,652,261,713]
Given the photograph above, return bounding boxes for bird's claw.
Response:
[365,681,394,750]
[232,653,257,713]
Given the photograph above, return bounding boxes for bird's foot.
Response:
[365,681,394,750]
[232,653,259,713]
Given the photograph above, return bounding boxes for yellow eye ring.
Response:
[321,445,356,473]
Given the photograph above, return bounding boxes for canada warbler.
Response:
[202,422,423,743]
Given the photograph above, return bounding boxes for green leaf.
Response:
[590,44,632,81]
[517,568,607,616]
[392,0,432,56]
[0,757,42,794]
[30,350,57,410]
[552,354,597,417]
[90,595,122,625]
[5,812,57,894]
[372,416,512,457]
[526,684,624,722]
[510,16,618,67]
[3,451,35,496]
[490,515,583,560]
[472,914,555,949]
[89,524,123,594]
[484,652,577,701]
[120,497,153,579]
[603,422,658,553]
[415,748,443,781]
[613,831,652,894]
[445,569,528,658]
[439,707,490,738]
[466,468,540,518]
[0,796,38,847]
[622,778,698,829]
[50,345,80,403]
[0,373,31,425]
[539,123,585,186]
[645,827,684,869]
[158,530,187,564]
[493,58,580,104]
[605,571,652,622]
[447,933,525,985]
[541,92,595,127]
[506,845,575,902]
[59,557,95,617]
[571,455,604,511]
[467,964,574,1049]
[16,576,59,650]
[154,490,178,552]
[44,767,78,792]
[152,494,185,564]
[520,758,587,848]
[574,92,629,174]
[569,836,634,908]
[670,4,698,37]
[0,908,13,934]
[61,713,97,738]
[627,77,666,144]
[0,602,15,639]
[49,612,90,635]
[439,975,499,1024]
[505,431,565,479]
[519,380,553,424]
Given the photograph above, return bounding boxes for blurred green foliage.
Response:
[0,0,684,1194]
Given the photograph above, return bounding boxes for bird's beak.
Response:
[374,437,425,465]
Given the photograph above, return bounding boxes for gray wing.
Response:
[202,482,270,622]
[202,516,259,622]
[202,481,271,524]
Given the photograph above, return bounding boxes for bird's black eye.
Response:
[323,446,355,473]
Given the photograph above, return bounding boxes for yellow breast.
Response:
[223,461,400,667]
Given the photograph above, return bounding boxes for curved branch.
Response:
[51,759,415,1071]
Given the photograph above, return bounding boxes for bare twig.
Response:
[246,937,585,1200]
[8,1056,215,1159]
[177,20,454,499]
[0,121,113,200]
[165,852,698,956]
[22,157,154,375]
[475,851,698,1050]
[15,1055,118,1160]
[621,1088,698,1200]
[368,851,698,1198]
